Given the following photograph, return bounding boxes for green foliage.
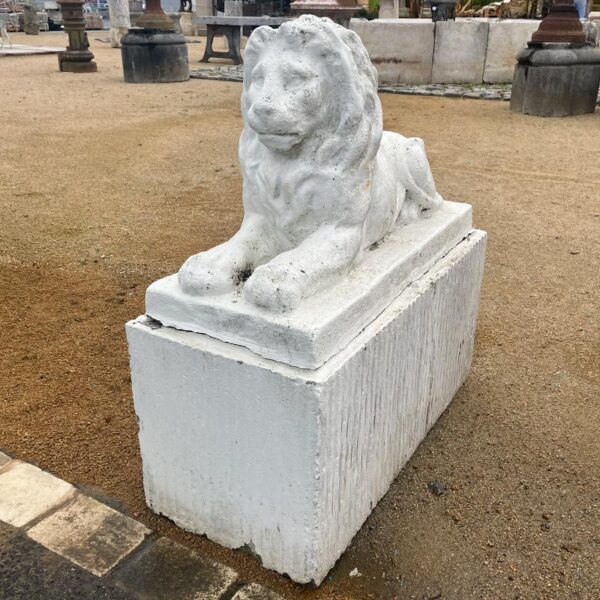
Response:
[354,0,379,19]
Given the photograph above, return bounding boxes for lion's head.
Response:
[241,15,382,169]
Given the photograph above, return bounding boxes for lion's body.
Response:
[178,15,443,311]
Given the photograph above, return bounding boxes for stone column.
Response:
[378,0,397,17]
[194,0,212,34]
[108,0,131,48]
[23,5,40,35]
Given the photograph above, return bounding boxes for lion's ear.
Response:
[247,25,276,50]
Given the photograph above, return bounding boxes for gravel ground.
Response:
[1,32,599,600]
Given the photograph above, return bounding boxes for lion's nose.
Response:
[252,101,275,119]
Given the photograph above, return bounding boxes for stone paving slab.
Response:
[0,451,11,468]
[0,457,286,599]
[0,462,74,527]
[189,66,600,104]
[112,537,239,600]
[232,582,286,600]
[27,493,150,576]
[0,44,65,56]
[0,521,135,600]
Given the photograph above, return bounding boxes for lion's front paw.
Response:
[243,262,304,312]
[178,251,239,296]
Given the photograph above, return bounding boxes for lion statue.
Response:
[178,15,443,312]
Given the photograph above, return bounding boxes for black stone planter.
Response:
[121,29,189,83]
[510,44,600,117]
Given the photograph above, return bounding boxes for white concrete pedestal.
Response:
[126,227,486,585]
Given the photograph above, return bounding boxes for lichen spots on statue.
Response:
[178,15,443,312]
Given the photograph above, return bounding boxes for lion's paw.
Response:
[178,251,238,296]
[243,262,304,312]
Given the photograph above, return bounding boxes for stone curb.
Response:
[0,451,285,600]
[189,66,600,105]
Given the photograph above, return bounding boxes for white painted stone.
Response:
[27,493,150,576]
[0,452,11,468]
[148,201,470,369]
[0,462,74,527]
[127,230,486,585]
[432,20,489,84]
[350,19,435,84]
[108,0,130,48]
[176,15,443,314]
[179,11,198,36]
[232,583,285,600]
[483,20,539,83]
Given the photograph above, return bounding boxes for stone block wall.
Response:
[350,18,552,85]
[351,19,434,84]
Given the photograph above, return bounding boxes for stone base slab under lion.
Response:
[126,229,486,585]
[146,201,472,370]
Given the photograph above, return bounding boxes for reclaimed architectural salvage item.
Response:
[57,0,97,72]
[128,15,486,585]
[179,16,442,312]
[194,16,289,64]
[23,5,39,35]
[108,0,131,48]
[120,0,189,82]
[511,0,600,116]
[290,0,356,27]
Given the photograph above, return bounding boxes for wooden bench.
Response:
[192,16,290,65]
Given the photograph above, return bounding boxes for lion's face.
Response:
[243,41,330,153]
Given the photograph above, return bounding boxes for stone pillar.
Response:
[23,5,40,35]
[194,0,212,34]
[378,0,397,18]
[108,0,131,48]
[179,11,197,35]
[224,0,242,14]
[57,0,98,73]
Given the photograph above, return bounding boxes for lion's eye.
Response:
[285,71,311,88]
[252,68,266,86]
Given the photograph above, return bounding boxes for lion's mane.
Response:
[239,15,383,215]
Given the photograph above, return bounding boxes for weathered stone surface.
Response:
[27,493,149,576]
[350,19,434,84]
[483,20,540,83]
[113,537,238,600]
[232,583,285,600]
[0,463,74,527]
[377,0,398,18]
[23,5,39,35]
[128,230,486,585]
[224,0,243,15]
[0,452,11,468]
[177,16,443,316]
[511,45,600,116]
[179,12,197,36]
[194,0,214,33]
[108,0,130,47]
[121,31,189,83]
[0,522,135,600]
[432,20,489,83]
[147,202,471,370]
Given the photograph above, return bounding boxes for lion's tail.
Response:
[397,137,443,222]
